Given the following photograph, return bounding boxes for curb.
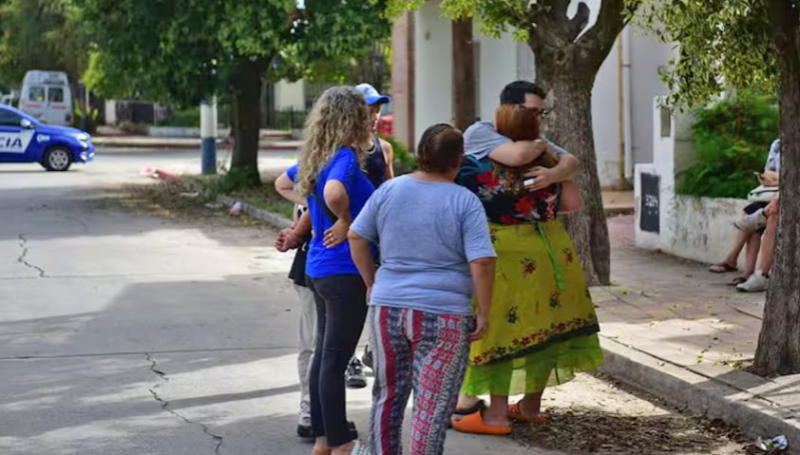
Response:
[599,336,800,450]
[216,194,292,230]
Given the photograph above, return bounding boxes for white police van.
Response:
[19,70,73,126]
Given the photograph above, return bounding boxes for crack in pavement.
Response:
[146,352,224,455]
[17,234,47,278]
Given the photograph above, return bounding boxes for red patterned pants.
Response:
[368,306,473,455]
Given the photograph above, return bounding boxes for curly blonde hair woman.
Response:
[281,86,376,455]
[297,86,371,197]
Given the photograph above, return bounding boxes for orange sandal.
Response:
[508,403,548,424]
[451,411,511,436]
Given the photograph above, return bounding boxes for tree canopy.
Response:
[77,0,391,107]
[630,0,780,110]
[0,0,89,90]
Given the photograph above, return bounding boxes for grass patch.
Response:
[104,171,293,228]
[190,171,294,220]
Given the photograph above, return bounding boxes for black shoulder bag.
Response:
[313,183,338,223]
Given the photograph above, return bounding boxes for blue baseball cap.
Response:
[354,83,390,106]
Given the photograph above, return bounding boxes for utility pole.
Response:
[200,97,218,174]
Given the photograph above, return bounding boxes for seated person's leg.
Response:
[711,201,767,274]
[737,205,779,293]
[759,207,779,275]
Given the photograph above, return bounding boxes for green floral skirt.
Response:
[461,221,603,397]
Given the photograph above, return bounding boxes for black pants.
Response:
[307,274,368,446]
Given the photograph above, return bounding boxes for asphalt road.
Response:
[0,148,540,455]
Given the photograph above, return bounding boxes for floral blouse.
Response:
[456,156,561,224]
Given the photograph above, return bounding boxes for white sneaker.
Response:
[737,273,769,292]
[734,210,767,233]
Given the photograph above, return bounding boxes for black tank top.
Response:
[365,134,387,188]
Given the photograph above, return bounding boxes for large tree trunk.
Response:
[526,0,629,285]
[230,57,264,185]
[452,18,476,131]
[753,0,800,376]
[538,72,611,286]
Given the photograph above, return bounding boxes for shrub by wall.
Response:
[677,91,779,199]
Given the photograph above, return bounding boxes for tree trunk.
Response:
[537,72,611,286]
[753,0,800,376]
[230,57,264,185]
[524,0,629,286]
[452,19,476,131]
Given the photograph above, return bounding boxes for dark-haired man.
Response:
[464,80,580,189]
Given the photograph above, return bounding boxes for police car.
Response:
[0,103,94,172]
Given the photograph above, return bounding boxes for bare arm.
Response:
[275,209,311,252]
[550,153,580,182]
[380,138,395,180]
[323,181,352,224]
[274,171,306,206]
[468,257,495,340]
[488,140,547,167]
[348,231,377,289]
[294,210,312,236]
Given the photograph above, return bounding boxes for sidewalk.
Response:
[598,215,800,443]
[93,135,302,151]
[602,190,634,215]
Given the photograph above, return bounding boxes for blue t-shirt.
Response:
[287,146,376,278]
[350,175,497,316]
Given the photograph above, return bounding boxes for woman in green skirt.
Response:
[451,104,603,435]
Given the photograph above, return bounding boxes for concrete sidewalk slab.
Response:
[597,215,800,448]
[602,190,634,215]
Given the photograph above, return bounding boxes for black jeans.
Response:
[307,274,368,446]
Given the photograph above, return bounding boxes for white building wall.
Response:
[629,27,675,167]
[474,25,517,123]
[413,2,454,146]
[275,80,305,110]
[591,39,624,187]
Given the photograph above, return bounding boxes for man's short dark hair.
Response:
[499,81,546,105]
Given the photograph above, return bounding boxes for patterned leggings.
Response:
[368,306,473,455]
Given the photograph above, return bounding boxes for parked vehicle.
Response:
[0,103,94,171]
[19,71,73,126]
[377,101,393,137]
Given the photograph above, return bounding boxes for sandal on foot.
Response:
[709,263,737,274]
[453,399,487,416]
[312,449,331,455]
[451,411,511,436]
[508,403,549,424]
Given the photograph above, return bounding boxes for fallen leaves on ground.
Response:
[514,410,760,455]
[97,180,272,229]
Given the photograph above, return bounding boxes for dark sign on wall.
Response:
[640,173,660,233]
